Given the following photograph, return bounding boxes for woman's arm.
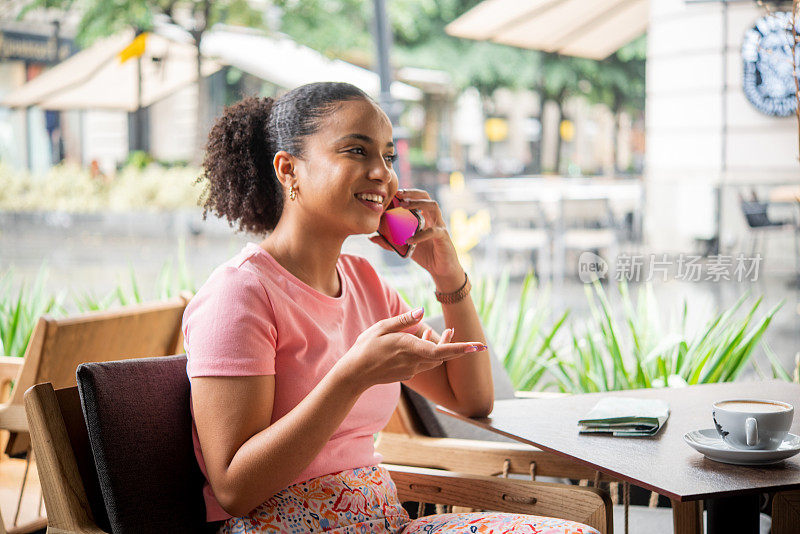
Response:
[191,366,362,518]
[402,278,494,418]
[373,187,494,418]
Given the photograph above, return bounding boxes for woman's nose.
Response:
[369,159,393,182]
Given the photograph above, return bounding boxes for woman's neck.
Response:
[259,217,345,298]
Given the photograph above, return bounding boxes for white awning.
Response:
[2,30,222,111]
[445,0,648,60]
[200,29,423,102]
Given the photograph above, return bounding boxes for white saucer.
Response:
[684,429,800,465]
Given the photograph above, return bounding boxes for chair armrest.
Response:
[24,384,103,533]
[383,463,612,534]
[514,390,569,399]
[375,432,607,480]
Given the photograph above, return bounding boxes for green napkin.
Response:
[578,397,670,436]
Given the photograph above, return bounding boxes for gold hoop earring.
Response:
[289,185,297,201]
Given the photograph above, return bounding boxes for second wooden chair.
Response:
[0,294,190,533]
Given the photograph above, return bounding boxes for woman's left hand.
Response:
[369,189,462,282]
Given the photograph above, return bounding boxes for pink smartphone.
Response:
[377,196,423,258]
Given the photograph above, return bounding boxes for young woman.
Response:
[184,82,597,534]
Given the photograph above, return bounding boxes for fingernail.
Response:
[448,327,455,337]
[470,344,487,352]
[464,345,478,353]
[411,307,424,319]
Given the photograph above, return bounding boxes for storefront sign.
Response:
[741,12,799,117]
[0,30,75,63]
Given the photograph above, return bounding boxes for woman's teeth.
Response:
[355,193,384,204]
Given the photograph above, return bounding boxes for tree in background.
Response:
[18,0,264,163]
[277,0,539,94]
[583,36,647,174]
[276,0,644,175]
[533,53,598,173]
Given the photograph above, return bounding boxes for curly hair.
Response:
[198,82,372,234]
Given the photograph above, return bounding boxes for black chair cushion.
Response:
[76,355,212,533]
[404,316,518,443]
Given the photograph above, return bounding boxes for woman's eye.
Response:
[349,147,366,155]
[385,153,398,164]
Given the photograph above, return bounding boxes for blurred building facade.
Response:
[0,8,79,174]
[646,0,800,256]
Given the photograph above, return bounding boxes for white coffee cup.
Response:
[712,399,794,450]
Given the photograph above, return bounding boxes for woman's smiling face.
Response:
[291,98,398,237]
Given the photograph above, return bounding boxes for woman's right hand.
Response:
[336,307,486,391]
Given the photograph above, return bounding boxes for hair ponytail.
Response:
[198,96,283,234]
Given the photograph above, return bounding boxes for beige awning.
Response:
[1,30,221,111]
[445,0,648,60]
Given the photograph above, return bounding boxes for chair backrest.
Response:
[76,355,209,533]
[435,184,483,218]
[387,315,519,443]
[740,199,774,228]
[7,295,190,457]
[489,200,549,230]
[24,355,212,533]
[559,198,614,229]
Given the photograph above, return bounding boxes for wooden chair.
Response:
[24,355,612,534]
[0,295,190,533]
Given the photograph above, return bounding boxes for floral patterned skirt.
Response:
[218,465,598,534]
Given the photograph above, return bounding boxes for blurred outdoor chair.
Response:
[553,198,619,282]
[436,183,484,216]
[486,199,552,280]
[23,355,612,534]
[0,294,190,533]
[740,193,799,274]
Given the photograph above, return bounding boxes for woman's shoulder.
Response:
[202,263,266,297]
[188,245,273,312]
[203,252,266,294]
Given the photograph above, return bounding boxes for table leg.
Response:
[706,494,760,534]
[772,490,800,534]
[671,499,703,534]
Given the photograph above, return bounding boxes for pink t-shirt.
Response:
[183,242,417,522]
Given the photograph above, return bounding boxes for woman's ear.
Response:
[273,150,296,188]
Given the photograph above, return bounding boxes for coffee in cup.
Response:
[712,399,793,450]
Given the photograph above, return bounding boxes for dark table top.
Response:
[438,380,800,501]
